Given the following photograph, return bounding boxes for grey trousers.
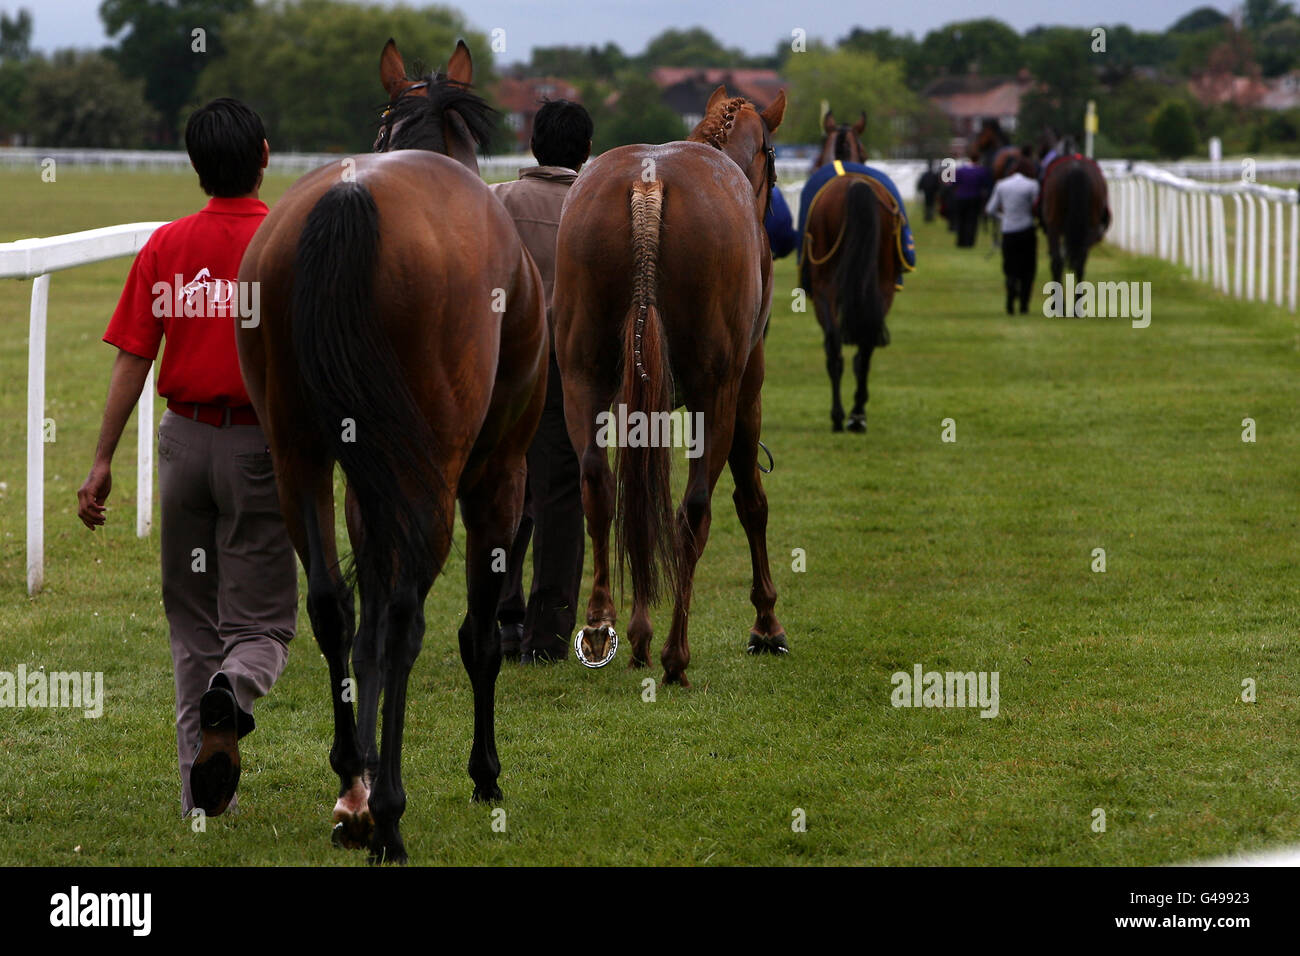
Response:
[157,410,297,815]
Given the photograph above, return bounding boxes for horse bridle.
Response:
[759,116,776,219]
[373,80,430,151]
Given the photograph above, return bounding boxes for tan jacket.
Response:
[490,165,578,309]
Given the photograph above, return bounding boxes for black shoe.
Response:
[499,623,523,660]
[190,681,241,816]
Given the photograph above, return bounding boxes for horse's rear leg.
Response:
[564,383,624,664]
[848,345,874,433]
[661,395,736,686]
[729,345,786,655]
[287,473,371,848]
[1048,231,1065,286]
[816,293,846,432]
[458,457,527,802]
[366,573,429,865]
[344,486,381,786]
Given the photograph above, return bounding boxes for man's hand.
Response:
[77,462,112,529]
[78,348,152,531]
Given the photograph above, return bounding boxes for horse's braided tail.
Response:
[291,180,441,599]
[837,180,886,348]
[616,179,679,607]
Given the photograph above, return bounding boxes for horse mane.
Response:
[382,72,497,153]
[691,96,749,149]
[690,95,775,219]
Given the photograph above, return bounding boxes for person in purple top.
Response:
[953,160,991,248]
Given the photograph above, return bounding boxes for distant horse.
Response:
[1039,153,1111,287]
[236,39,547,863]
[969,118,1007,167]
[814,109,866,169]
[552,85,788,687]
[801,112,904,432]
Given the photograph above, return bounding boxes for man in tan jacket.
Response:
[492,100,592,663]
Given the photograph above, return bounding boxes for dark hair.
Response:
[184,98,267,197]
[530,99,592,169]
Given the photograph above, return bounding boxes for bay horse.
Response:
[801,113,902,432]
[552,85,787,687]
[1040,153,1111,288]
[814,109,866,169]
[236,39,547,863]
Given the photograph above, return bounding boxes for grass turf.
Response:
[0,167,1297,865]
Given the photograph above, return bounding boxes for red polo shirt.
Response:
[103,196,268,406]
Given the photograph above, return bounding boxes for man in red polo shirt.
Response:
[76,98,296,820]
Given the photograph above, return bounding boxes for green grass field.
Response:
[0,167,1296,866]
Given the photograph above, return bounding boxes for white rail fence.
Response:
[1,223,165,595]
[1105,162,1299,312]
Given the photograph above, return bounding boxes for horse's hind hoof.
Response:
[747,631,790,655]
[330,813,372,850]
[831,420,844,433]
[847,415,867,433]
[575,624,618,668]
[471,784,504,803]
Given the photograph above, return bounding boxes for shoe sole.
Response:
[191,689,241,816]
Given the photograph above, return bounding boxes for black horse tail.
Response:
[837,180,885,348]
[291,180,440,598]
[616,179,679,607]
[1063,163,1091,272]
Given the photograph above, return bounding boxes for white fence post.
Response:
[26,274,49,596]
[2,222,167,595]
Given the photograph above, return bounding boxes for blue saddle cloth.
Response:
[797,161,916,280]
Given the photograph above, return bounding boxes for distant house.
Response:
[923,72,1033,155]
[1261,71,1300,110]
[1188,71,1270,109]
[494,76,583,150]
[649,67,786,130]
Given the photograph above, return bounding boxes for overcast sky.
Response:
[10,0,1239,63]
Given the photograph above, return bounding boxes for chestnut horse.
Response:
[236,40,547,863]
[1040,154,1111,287]
[552,86,787,687]
[802,114,901,432]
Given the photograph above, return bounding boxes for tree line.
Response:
[1,1,1299,158]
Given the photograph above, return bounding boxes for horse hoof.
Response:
[661,670,691,688]
[575,624,618,668]
[747,631,790,655]
[330,814,372,850]
[472,784,504,803]
[831,420,844,433]
[847,416,866,433]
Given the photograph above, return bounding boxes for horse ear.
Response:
[761,89,786,134]
[447,39,473,86]
[705,85,729,113]
[380,38,407,98]
[823,110,837,135]
[852,110,866,136]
